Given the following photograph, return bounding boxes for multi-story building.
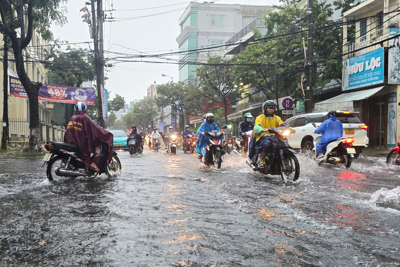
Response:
[315,0,400,148]
[177,2,274,84]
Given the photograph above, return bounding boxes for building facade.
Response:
[316,0,400,147]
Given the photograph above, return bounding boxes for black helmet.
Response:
[328,110,337,117]
[263,100,277,110]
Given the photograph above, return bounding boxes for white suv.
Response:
[284,111,369,157]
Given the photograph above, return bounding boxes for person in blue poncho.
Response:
[196,113,208,159]
[197,113,223,165]
[314,110,343,158]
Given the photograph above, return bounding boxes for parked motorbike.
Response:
[183,134,195,154]
[43,141,121,181]
[246,128,300,182]
[235,130,252,155]
[202,130,224,169]
[127,137,143,155]
[168,134,178,154]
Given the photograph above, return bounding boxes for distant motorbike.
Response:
[152,138,160,152]
[223,137,234,154]
[43,141,121,181]
[127,137,143,155]
[235,130,252,155]
[202,130,224,169]
[183,134,195,154]
[168,134,178,154]
[246,128,300,182]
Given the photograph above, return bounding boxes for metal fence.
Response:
[0,119,65,142]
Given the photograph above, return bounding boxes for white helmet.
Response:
[206,113,214,118]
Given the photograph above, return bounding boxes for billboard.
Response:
[388,46,400,84]
[9,76,96,105]
[342,48,384,91]
[388,92,397,147]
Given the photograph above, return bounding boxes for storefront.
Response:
[315,47,400,148]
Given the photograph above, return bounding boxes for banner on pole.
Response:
[102,86,109,121]
[9,76,96,105]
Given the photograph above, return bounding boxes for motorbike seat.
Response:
[49,141,79,152]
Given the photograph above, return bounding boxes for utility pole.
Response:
[97,0,105,127]
[305,0,314,113]
[90,0,104,127]
[1,37,8,150]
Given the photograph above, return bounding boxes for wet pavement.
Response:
[0,149,400,266]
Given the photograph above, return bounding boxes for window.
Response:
[376,11,383,37]
[210,15,224,26]
[295,117,307,127]
[285,117,296,127]
[336,114,362,123]
[360,19,367,42]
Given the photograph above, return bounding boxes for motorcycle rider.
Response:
[64,101,113,172]
[196,113,209,159]
[128,125,143,151]
[314,110,343,158]
[197,113,223,165]
[150,128,162,149]
[249,100,284,169]
[221,125,233,142]
[182,125,193,149]
[238,112,254,147]
[166,126,179,151]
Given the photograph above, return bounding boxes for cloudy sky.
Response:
[51,0,280,103]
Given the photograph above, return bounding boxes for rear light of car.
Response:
[344,138,354,144]
[359,125,368,130]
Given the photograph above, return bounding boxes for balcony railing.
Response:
[225,18,265,46]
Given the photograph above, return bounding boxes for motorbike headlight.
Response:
[282,129,292,136]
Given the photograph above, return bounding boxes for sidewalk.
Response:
[362,147,391,157]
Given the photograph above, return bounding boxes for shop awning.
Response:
[316,86,385,104]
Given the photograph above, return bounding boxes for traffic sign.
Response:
[282,110,293,114]
[282,98,293,109]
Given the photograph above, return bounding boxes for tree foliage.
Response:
[0,0,67,149]
[46,46,95,87]
[123,98,157,131]
[109,94,125,112]
[106,112,117,129]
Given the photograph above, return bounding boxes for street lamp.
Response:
[161,74,173,82]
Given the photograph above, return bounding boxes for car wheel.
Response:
[301,139,314,153]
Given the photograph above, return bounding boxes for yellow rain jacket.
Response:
[255,114,284,141]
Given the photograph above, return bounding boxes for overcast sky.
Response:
[51,0,281,103]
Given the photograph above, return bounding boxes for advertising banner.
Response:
[227,111,242,121]
[388,46,400,84]
[102,86,108,121]
[389,28,400,47]
[388,92,397,147]
[9,76,96,105]
[342,48,384,91]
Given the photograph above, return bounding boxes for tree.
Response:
[46,46,96,87]
[106,112,117,129]
[123,98,157,131]
[0,0,67,150]
[197,56,238,123]
[155,82,189,130]
[109,94,125,112]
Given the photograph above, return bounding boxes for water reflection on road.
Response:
[0,151,399,266]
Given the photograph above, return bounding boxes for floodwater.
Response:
[0,149,399,266]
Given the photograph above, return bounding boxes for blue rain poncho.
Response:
[314,116,343,143]
[197,122,222,157]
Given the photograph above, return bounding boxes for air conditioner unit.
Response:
[389,18,398,28]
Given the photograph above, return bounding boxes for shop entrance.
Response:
[368,95,387,147]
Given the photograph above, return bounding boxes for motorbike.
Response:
[152,138,160,152]
[127,137,143,155]
[202,130,224,169]
[235,130,252,155]
[223,137,234,154]
[312,135,355,168]
[183,134,195,154]
[245,128,300,182]
[168,134,178,154]
[43,141,121,182]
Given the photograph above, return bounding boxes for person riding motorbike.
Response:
[128,125,143,151]
[197,113,223,165]
[166,126,179,151]
[182,125,193,149]
[221,125,233,142]
[64,101,113,172]
[196,114,209,159]
[249,100,284,169]
[314,110,343,158]
[150,128,162,149]
[238,112,254,146]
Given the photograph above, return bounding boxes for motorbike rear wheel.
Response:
[280,154,300,182]
[46,155,69,182]
[106,154,122,177]
[386,150,400,165]
[343,155,352,168]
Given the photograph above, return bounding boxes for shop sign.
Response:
[227,111,242,121]
[342,48,384,91]
[388,46,400,84]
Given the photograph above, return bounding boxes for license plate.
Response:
[228,144,232,147]
[345,129,354,134]
[346,148,356,154]
[43,153,51,162]
[116,143,121,146]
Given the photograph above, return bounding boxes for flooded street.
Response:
[1,150,400,266]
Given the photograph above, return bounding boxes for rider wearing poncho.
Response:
[197,113,222,163]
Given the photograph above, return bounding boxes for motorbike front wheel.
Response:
[386,150,400,166]
[171,146,176,155]
[280,154,300,182]
[213,149,222,169]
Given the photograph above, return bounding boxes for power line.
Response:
[109,1,192,11]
